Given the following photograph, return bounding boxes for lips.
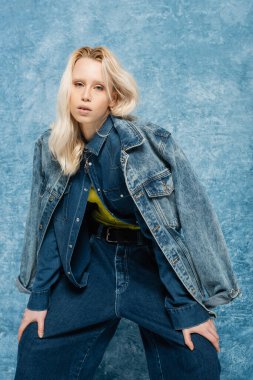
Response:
[78,106,92,111]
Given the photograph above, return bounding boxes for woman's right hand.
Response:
[18,308,48,343]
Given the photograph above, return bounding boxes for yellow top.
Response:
[87,185,140,230]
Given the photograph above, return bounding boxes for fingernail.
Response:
[39,333,43,338]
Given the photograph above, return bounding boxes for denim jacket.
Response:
[16,114,241,319]
[26,114,211,330]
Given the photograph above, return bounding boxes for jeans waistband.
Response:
[94,222,148,245]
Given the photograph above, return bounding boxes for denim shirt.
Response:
[27,114,211,330]
[17,114,241,319]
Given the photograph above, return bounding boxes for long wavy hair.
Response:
[48,46,139,176]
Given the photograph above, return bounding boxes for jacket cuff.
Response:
[15,276,32,294]
[165,299,214,330]
[26,289,50,311]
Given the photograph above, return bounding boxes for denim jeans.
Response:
[15,231,221,380]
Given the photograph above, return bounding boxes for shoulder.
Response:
[130,116,172,139]
[34,128,51,148]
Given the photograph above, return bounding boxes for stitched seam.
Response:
[114,244,120,317]
[148,332,164,380]
[165,303,202,312]
[75,318,118,379]
[123,246,129,289]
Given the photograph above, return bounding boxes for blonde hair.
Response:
[48,46,139,176]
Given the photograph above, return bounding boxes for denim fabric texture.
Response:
[16,113,241,317]
[15,233,221,380]
[27,114,211,330]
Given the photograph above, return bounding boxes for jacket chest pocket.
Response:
[142,169,180,229]
[143,169,174,197]
[102,186,131,202]
[102,186,133,215]
[53,182,72,222]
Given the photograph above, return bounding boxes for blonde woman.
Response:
[14,46,241,379]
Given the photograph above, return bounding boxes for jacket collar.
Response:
[83,113,114,156]
[111,114,145,151]
[83,113,145,156]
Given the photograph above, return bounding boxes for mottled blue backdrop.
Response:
[1,1,252,379]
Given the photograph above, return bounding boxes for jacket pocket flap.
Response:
[143,169,174,197]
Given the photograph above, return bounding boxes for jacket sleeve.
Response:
[16,139,44,294]
[26,218,62,311]
[158,132,241,306]
[152,239,211,330]
[134,207,211,330]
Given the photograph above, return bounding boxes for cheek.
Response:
[98,95,111,108]
[69,94,77,109]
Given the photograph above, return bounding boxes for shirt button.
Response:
[76,218,80,222]
[67,271,71,275]
[120,194,124,197]
[69,244,72,248]
[39,224,43,229]
[84,188,88,191]
[49,195,54,201]
[88,162,92,166]
[97,188,100,191]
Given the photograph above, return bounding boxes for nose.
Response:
[81,87,92,101]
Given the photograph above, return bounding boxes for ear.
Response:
[109,90,118,108]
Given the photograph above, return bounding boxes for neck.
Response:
[80,112,110,142]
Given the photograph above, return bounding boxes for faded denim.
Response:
[15,114,241,315]
[26,114,211,330]
[15,232,221,380]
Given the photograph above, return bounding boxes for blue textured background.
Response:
[1,1,252,379]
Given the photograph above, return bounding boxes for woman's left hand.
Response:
[182,318,220,352]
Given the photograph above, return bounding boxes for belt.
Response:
[93,222,148,244]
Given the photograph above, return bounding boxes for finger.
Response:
[207,320,220,340]
[18,323,28,344]
[182,330,194,351]
[207,327,219,341]
[199,330,220,352]
[209,319,218,332]
[37,318,45,338]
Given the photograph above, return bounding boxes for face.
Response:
[69,57,117,138]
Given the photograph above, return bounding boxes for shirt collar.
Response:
[83,113,114,156]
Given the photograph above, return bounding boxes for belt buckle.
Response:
[105,227,117,243]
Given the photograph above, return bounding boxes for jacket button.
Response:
[39,224,43,229]
[230,289,237,297]
[76,218,80,222]
[49,195,54,201]
[67,271,71,275]
[69,244,72,248]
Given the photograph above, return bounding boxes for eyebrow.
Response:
[72,78,105,85]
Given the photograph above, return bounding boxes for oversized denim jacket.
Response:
[16,114,241,317]
[26,115,211,330]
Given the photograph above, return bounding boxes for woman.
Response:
[14,46,241,379]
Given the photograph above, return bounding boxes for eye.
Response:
[74,82,83,87]
[95,85,104,91]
